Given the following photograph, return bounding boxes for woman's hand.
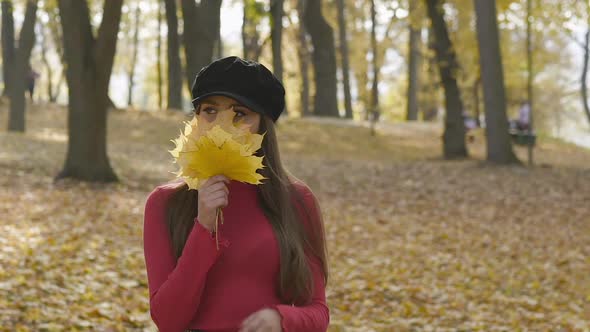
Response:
[239,308,282,332]
[197,175,230,232]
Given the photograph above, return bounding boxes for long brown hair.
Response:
[164,111,329,305]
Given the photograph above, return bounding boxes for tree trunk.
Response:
[39,21,54,102]
[52,72,64,102]
[526,0,534,165]
[422,26,438,121]
[47,3,64,102]
[270,0,284,83]
[215,22,223,59]
[335,0,352,119]
[474,0,518,164]
[164,0,183,110]
[181,0,222,94]
[1,0,15,97]
[157,1,163,109]
[8,0,37,133]
[56,0,122,182]
[302,0,339,117]
[425,0,468,159]
[354,61,370,120]
[128,3,140,107]
[473,76,481,127]
[406,0,421,121]
[242,1,250,59]
[582,30,590,125]
[369,0,379,123]
[242,0,264,61]
[242,0,252,59]
[297,0,310,116]
[581,1,590,125]
[270,0,285,117]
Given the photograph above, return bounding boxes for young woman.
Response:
[143,56,329,332]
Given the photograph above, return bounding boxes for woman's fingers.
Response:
[207,193,228,206]
[203,195,228,209]
[203,175,229,188]
[201,180,229,196]
[239,312,257,330]
[207,190,228,201]
[202,180,227,191]
[206,182,229,195]
[239,315,261,332]
[203,186,229,203]
[196,175,230,230]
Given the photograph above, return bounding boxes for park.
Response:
[1,0,589,331]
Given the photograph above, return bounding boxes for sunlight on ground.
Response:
[30,128,68,143]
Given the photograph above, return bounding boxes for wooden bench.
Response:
[509,129,536,146]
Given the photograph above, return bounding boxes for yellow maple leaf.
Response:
[168,110,266,190]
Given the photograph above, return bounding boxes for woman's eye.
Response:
[203,107,217,114]
[234,110,246,118]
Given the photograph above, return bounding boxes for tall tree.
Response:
[38,16,54,102]
[242,0,266,61]
[297,0,310,116]
[128,2,140,107]
[1,0,14,97]
[215,18,223,59]
[406,0,421,121]
[350,5,370,118]
[369,0,379,123]
[181,0,222,93]
[474,0,518,164]
[349,2,400,121]
[335,0,353,119]
[56,0,123,181]
[157,0,163,109]
[526,0,534,164]
[421,26,438,121]
[164,0,183,110]
[425,0,467,159]
[270,0,284,83]
[302,0,339,117]
[473,75,481,127]
[7,0,37,132]
[270,0,285,117]
[581,0,590,125]
[45,1,65,102]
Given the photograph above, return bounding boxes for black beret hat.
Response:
[191,56,286,122]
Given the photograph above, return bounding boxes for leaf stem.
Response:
[215,207,220,250]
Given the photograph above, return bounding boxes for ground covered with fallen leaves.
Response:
[1,103,589,331]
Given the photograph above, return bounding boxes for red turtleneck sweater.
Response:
[143,180,329,332]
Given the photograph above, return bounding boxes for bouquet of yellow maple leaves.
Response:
[168,111,266,248]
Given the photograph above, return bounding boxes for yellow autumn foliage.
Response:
[168,111,266,190]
